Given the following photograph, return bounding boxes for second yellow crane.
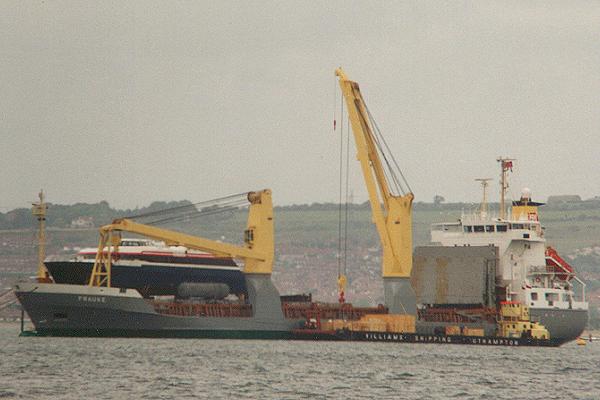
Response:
[336,68,416,315]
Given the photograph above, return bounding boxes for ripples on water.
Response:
[0,324,598,399]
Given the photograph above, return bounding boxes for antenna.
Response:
[497,157,515,220]
[475,178,492,219]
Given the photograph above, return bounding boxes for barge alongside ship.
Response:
[294,331,563,347]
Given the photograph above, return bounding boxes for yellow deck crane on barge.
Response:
[336,68,417,315]
[87,190,284,319]
[89,190,274,287]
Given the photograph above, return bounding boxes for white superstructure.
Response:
[432,212,587,313]
[431,162,588,317]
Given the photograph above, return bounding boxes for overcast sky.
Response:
[2,1,599,210]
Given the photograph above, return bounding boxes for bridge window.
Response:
[474,225,485,233]
[545,293,558,301]
[496,225,507,232]
[485,225,494,232]
[545,292,559,306]
[464,226,473,233]
[531,292,538,301]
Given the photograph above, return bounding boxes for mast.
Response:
[31,190,50,282]
[475,178,492,219]
[497,157,514,219]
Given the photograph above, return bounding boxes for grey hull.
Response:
[14,282,587,343]
[414,309,587,344]
[530,308,588,343]
[15,277,303,338]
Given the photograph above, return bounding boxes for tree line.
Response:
[2,197,599,230]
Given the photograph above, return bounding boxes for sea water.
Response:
[0,324,598,399]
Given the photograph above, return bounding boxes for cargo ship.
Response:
[44,238,247,297]
[16,186,564,346]
[14,69,587,347]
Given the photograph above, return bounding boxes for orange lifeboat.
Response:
[545,246,574,281]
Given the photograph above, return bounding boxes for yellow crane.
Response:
[336,68,416,314]
[89,190,274,287]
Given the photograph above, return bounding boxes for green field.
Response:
[2,203,599,262]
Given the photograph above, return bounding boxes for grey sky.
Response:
[2,2,599,210]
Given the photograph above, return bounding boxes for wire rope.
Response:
[363,102,413,195]
[124,192,248,220]
[343,114,351,280]
[337,90,344,280]
[144,201,248,226]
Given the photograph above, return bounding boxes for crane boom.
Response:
[89,189,274,287]
[335,68,414,279]
[100,219,265,259]
[336,68,416,315]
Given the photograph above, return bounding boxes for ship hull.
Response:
[25,328,294,339]
[14,279,301,338]
[44,260,247,296]
[530,308,588,343]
